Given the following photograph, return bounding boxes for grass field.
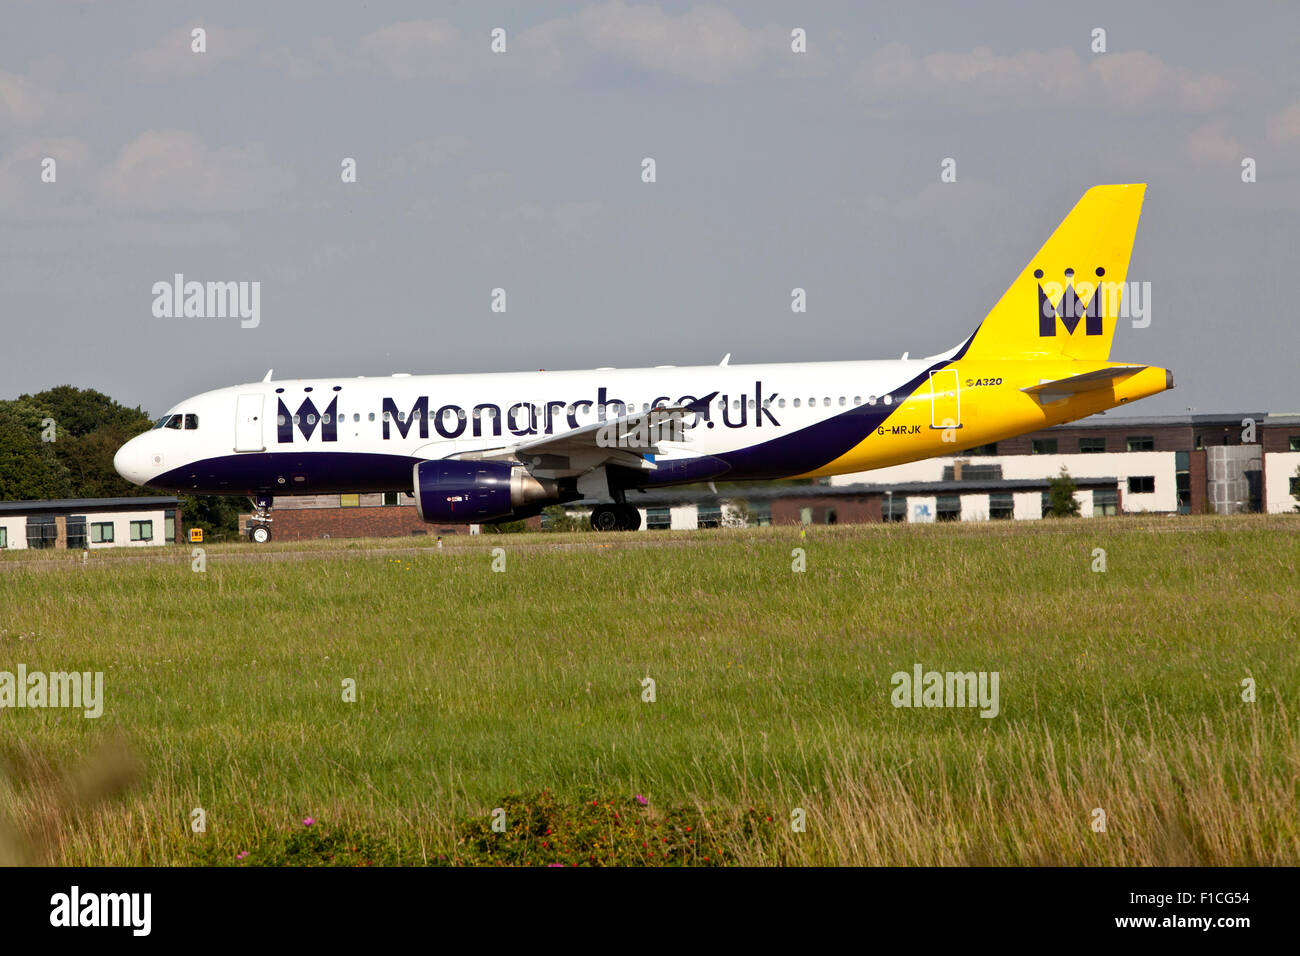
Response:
[1,514,1298,866]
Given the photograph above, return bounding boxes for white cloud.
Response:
[1186,121,1244,166]
[0,70,97,131]
[98,130,293,213]
[1266,101,1300,143]
[548,199,611,246]
[852,44,1232,115]
[272,2,823,85]
[467,170,515,193]
[378,135,472,176]
[123,25,265,83]
[349,19,483,83]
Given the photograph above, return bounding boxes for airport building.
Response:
[248,411,1300,538]
[0,497,183,550]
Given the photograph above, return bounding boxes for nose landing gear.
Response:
[247,494,273,543]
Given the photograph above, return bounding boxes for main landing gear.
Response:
[590,503,642,532]
[248,494,273,543]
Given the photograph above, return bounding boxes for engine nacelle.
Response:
[412,459,556,523]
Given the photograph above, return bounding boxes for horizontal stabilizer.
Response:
[1021,366,1147,402]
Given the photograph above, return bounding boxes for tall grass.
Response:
[1,515,1296,865]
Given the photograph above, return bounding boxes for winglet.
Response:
[719,353,730,366]
[262,369,274,382]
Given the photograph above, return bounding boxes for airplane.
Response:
[115,184,1171,541]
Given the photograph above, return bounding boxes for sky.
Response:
[3,0,1298,418]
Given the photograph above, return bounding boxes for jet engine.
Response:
[412,459,557,523]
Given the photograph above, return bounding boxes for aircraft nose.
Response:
[113,435,153,487]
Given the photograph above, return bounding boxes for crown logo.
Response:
[1037,266,1105,337]
[277,396,338,443]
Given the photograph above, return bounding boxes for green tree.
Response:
[21,386,157,500]
[181,495,245,540]
[484,518,530,534]
[541,504,589,532]
[0,398,73,500]
[1047,467,1081,517]
[722,498,751,528]
[24,385,152,438]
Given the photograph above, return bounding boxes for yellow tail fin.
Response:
[963,184,1146,361]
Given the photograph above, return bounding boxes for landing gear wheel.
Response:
[249,525,272,544]
[591,504,621,532]
[620,505,642,531]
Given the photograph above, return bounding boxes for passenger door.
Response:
[234,394,265,452]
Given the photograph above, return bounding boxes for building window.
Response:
[989,493,1013,520]
[1175,450,1191,514]
[1127,436,1155,452]
[1093,489,1119,516]
[697,505,722,529]
[966,442,998,456]
[1079,437,1106,454]
[0,527,6,548]
[1289,476,1300,498]
[90,522,114,543]
[943,464,1002,481]
[936,495,961,521]
[130,520,153,542]
[799,507,813,525]
[1032,438,1057,455]
[26,516,56,549]
[646,507,671,530]
[747,501,772,526]
[382,492,401,506]
[824,507,838,525]
[1289,436,1300,452]
[340,494,359,507]
[165,511,175,543]
[882,496,906,522]
[66,516,87,550]
[1127,476,1155,494]
[1195,434,1203,450]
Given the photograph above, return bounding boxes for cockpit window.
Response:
[164,414,182,429]
[184,414,199,430]
[153,416,170,429]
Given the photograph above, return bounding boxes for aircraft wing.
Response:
[1022,366,1147,403]
[469,392,718,477]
